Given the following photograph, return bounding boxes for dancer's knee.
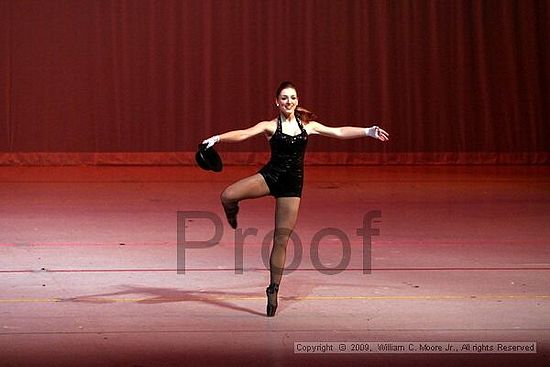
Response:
[220,187,237,205]
[273,231,293,249]
[274,227,293,240]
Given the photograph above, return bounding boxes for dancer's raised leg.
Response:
[220,173,270,228]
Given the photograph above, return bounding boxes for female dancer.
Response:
[201,81,389,317]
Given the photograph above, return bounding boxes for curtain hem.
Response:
[0,152,548,166]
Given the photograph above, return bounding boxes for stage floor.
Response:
[0,165,549,366]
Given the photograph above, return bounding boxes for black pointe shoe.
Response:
[223,204,239,229]
[266,283,279,317]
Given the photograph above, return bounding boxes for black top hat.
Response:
[195,143,223,172]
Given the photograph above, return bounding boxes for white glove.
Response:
[202,135,220,149]
[364,126,389,141]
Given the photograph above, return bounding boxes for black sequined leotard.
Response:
[259,116,308,198]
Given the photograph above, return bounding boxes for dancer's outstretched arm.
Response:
[202,120,273,148]
[308,121,389,141]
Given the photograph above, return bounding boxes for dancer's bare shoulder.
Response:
[255,119,277,139]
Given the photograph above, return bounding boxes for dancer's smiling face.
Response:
[276,87,298,117]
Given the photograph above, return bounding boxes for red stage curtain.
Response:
[0,0,548,165]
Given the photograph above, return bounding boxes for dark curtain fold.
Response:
[0,0,548,164]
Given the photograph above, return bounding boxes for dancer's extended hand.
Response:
[202,135,220,149]
[365,126,389,141]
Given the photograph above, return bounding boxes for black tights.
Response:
[269,197,300,286]
[220,174,300,287]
